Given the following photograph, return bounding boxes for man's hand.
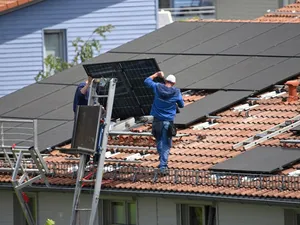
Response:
[157,71,164,78]
[87,76,93,85]
[149,71,164,80]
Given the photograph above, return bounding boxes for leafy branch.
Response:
[35,24,114,82]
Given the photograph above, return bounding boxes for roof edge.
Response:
[0,183,299,206]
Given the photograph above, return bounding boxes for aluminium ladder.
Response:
[232,115,300,150]
[69,78,117,225]
[0,118,49,225]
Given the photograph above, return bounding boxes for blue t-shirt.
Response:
[73,82,89,113]
[144,77,184,121]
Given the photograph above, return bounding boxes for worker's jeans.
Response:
[152,119,172,172]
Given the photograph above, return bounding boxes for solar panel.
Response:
[175,56,247,89]
[223,24,300,56]
[40,103,74,121]
[110,22,204,53]
[210,146,300,174]
[39,52,137,85]
[185,23,278,55]
[83,58,163,120]
[37,121,74,150]
[0,83,65,116]
[2,85,76,119]
[175,90,253,127]
[148,22,241,54]
[187,57,286,90]
[225,58,300,91]
[158,55,210,80]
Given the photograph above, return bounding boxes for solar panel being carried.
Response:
[210,146,300,174]
[83,58,163,120]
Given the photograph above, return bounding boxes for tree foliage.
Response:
[35,24,114,82]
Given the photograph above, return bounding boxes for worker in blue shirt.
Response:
[144,71,184,174]
[73,76,93,114]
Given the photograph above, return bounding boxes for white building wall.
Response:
[38,191,98,225]
[218,202,285,225]
[216,0,279,19]
[0,190,14,225]
[137,197,177,225]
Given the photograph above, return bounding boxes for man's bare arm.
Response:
[80,76,93,95]
[149,71,164,80]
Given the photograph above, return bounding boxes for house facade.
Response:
[0,0,158,98]
[0,188,299,225]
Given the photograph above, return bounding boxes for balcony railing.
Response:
[41,163,300,191]
[160,6,216,21]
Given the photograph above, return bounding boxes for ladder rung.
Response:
[80,179,95,183]
[76,208,92,211]
[93,94,108,98]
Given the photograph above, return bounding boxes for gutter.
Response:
[1,183,300,207]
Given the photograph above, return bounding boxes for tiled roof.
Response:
[256,1,300,23]
[188,0,300,23]
[0,0,42,15]
[2,89,300,201]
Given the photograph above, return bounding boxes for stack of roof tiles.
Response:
[257,0,300,23]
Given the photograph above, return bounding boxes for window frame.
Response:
[179,203,216,225]
[101,200,137,225]
[43,29,68,72]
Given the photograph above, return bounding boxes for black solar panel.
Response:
[148,22,241,54]
[223,24,300,56]
[225,58,300,91]
[2,85,76,119]
[210,146,300,174]
[83,58,163,119]
[39,52,137,85]
[110,22,205,53]
[187,57,286,90]
[185,23,278,55]
[175,90,253,127]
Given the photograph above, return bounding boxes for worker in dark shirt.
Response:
[144,71,184,174]
[73,76,93,114]
[73,76,93,164]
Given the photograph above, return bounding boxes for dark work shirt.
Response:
[73,82,89,113]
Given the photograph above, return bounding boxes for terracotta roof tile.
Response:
[0,0,42,14]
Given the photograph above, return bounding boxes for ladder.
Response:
[0,118,49,225]
[232,115,300,150]
[69,78,117,225]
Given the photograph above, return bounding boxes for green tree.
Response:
[35,24,114,82]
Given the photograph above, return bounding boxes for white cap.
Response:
[166,74,176,83]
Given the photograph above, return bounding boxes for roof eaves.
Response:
[1,183,300,206]
[0,0,44,16]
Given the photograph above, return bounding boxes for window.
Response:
[102,200,137,225]
[159,0,172,8]
[43,30,67,73]
[13,193,37,225]
[180,204,216,225]
[282,0,296,6]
